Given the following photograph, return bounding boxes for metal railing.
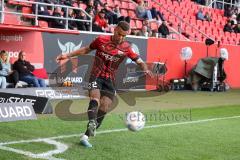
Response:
[208,0,240,9]
[0,0,4,23]
[152,0,214,42]
[0,0,92,31]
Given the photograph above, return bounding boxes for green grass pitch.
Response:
[0,90,240,160]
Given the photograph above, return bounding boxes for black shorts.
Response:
[88,76,116,100]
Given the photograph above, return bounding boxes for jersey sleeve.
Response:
[126,47,140,61]
[89,36,101,49]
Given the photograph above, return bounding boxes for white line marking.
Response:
[1,115,240,145]
[0,139,67,160]
[0,115,239,160]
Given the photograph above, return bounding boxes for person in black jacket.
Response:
[158,21,170,38]
[223,21,233,32]
[51,6,65,29]
[13,51,46,87]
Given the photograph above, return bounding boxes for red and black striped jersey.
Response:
[89,35,139,80]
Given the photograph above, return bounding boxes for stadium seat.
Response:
[136,20,143,29]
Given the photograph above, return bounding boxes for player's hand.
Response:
[144,70,154,78]
[56,54,68,63]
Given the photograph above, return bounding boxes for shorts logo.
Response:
[88,81,98,89]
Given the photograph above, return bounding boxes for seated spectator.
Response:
[66,8,78,30]
[13,51,46,88]
[51,6,65,29]
[135,0,152,20]
[0,76,6,89]
[230,14,238,25]
[233,23,240,33]
[223,21,233,32]
[102,3,118,25]
[150,7,165,21]
[130,29,138,36]
[224,6,233,18]
[0,50,21,88]
[85,0,97,15]
[137,26,151,37]
[204,12,212,22]
[151,30,158,37]
[92,10,108,32]
[32,0,51,22]
[196,8,206,21]
[142,20,152,33]
[158,21,170,38]
[113,5,131,24]
[76,10,90,31]
[237,12,240,23]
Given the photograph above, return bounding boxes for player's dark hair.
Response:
[117,21,130,31]
[0,50,6,55]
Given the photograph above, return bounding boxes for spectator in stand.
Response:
[66,8,78,30]
[135,0,152,20]
[32,0,52,23]
[83,0,103,7]
[150,7,165,22]
[112,5,131,24]
[158,21,170,38]
[204,12,212,22]
[130,29,138,36]
[137,26,151,37]
[195,0,206,5]
[237,12,240,23]
[93,9,108,32]
[51,6,65,29]
[233,23,240,33]
[13,51,46,88]
[196,8,206,21]
[230,14,238,25]
[142,19,152,33]
[151,30,158,37]
[102,3,118,25]
[76,10,90,31]
[223,20,233,32]
[224,6,233,18]
[0,75,6,89]
[59,0,73,6]
[85,0,97,15]
[0,50,21,88]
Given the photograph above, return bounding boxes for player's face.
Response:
[113,27,128,44]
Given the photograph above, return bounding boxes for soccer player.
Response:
[56,21,153,148]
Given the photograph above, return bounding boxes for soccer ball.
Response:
[125,111,146,132]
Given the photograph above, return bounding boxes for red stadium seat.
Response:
[128,10,136,19]
[121,2,129,9]
[136,20,143,29]
[129,3,136,10]
[130,20,136,28]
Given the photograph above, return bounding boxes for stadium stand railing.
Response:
[0,0,92,31]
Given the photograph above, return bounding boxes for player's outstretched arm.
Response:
[56,45,93,63]
[136,59,154,78]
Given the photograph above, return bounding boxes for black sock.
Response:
[87,99,98,121]
[85,99,98,137]
[96,110,107,129]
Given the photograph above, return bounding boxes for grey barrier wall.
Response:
[42,32,148,90]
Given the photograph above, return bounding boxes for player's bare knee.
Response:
[89,97,100,106]
[100,97,112,112]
